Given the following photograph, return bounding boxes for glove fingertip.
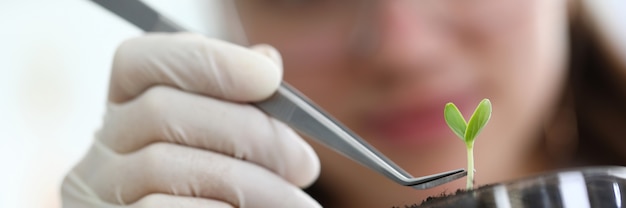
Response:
[242,44,283,101]
[250,44,283,70]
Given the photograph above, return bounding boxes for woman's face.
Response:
[236,0,569,205]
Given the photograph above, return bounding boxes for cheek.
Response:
[473,0,568,168]
[280,35,346,92]
[249,28,365,120]
[493,0,567,120]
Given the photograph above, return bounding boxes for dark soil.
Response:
[391,184,494,208]
[421,188,472,204]
[390,189,468,208]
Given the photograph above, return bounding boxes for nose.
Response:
[352,0,451,80]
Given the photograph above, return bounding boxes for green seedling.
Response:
[444,98,492,189]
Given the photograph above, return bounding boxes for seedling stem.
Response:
[466,143,474,189]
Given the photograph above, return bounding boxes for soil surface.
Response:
[392,184,493,208]
[390,189,467,208]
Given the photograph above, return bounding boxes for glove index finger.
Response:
[108,33,282,103]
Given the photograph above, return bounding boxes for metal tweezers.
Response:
[91,0,467,189]
[257,83,466,189]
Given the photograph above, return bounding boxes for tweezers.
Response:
[90,0,466,190]
[256,83,466,189]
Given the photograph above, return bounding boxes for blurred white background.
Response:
[0,0,222,207]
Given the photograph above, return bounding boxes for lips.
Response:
[365,94,478,146]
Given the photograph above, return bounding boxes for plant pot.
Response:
[417,166,626,208]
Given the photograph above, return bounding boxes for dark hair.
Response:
[547,1,626,166]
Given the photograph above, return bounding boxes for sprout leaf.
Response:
[464,99,492,144]
[444,103,467,141]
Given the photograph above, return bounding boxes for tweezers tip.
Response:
[410,169,467,189]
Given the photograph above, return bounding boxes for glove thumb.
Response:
[250,44,283,73]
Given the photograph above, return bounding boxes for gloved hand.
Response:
[61,33,321,208]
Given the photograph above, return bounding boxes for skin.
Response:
[236,0,569,207]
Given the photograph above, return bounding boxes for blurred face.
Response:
[235,0,569,206]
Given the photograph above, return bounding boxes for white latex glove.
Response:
[61,33,321,208]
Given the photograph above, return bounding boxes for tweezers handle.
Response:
[255,82,416,184]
